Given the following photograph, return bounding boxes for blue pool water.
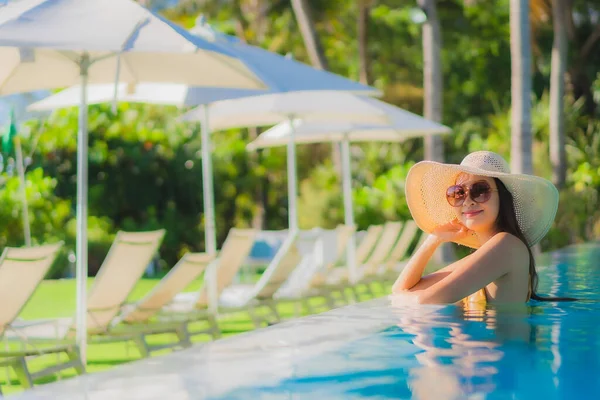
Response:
[220,244,600,399]
[11,242,600,400]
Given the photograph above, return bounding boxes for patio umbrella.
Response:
[246,115,452,282]
[27,83,265,110]
[0,0,269,363]
[27,18,380,258]
[180,92,397,232]
[181,93,443,230]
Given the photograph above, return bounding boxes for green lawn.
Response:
[1,277,392,395]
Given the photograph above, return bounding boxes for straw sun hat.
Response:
[405,151,559,249]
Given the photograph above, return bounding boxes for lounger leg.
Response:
[247,306,264,329]
[330,289,346,307]
[208,315,221,339]
[349,286,363,303]
[363,282,375,298]
[342,287,355,304]
[302,298,315,314]
[293,301,302,318]
[309,294,328,312]
[266,301,281,323]
[66,347,86,376]
[323,292,337,309]
[256,303,277,327]
[320,294,334,310]
[175,325,192,348]
[11,357,33,390]
[132,335,151,358]
[322,293,337,309]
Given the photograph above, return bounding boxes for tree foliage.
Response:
[1,0,599,276]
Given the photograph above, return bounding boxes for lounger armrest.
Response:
[10,318,61,329]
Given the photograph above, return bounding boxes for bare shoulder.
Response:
[482,232,529,263]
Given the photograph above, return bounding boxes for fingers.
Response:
[448,219,470,236]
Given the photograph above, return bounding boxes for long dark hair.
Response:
[493,178,576,302]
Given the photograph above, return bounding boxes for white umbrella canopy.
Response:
[0,0,270,364]
[181,91,390,131]
[27,83,264,110]
[181,92,435,231]
[31,87,389,129]
[0,0,266,94]
[247,115,452,283]
[25,15,380,107]
[246,118,451,149]
[181,91,394,243]
[25,21,380,264]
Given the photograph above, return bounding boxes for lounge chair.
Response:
[272,228,325,295]
[113,251,217,346]
[162,228,258,331]
[271,228,328,311]
[308,224,384,306]
[0,242,84,391]
[307,225,356,286]
[216,230,303,328]
[357,221,404,280]
[169,230,302,329]
[346,221,404,299]
[275,225,357,312]
[9,230,189,358]
[353,224,385,269]
[324,222,403,301]
[310,224,382,288]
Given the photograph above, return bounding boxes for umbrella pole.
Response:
[200,104,217,255]
[286,117,298,231]
[75,54,90,365]
[14,137,31,247]
[111,53,122,114]
[340,137,356,283]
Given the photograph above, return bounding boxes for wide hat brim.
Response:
[405,160,559,248]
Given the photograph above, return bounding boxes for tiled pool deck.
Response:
[9,298,396,399]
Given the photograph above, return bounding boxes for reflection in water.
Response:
[392,302,532,400]
[392,242,600,400]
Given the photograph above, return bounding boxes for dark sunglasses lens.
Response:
[471,182,492,203]
[446,185,466,206]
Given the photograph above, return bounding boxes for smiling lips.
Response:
[463,210,483,218]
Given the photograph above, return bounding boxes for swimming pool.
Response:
[10,242,599,399]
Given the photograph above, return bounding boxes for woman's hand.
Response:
[390,291,421,306]
[431,219,470,243]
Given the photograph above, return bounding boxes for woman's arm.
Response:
[416,232,528,304]
[392,219,469,293]
[391,234,442,292]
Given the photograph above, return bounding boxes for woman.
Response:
[392,151,573,304]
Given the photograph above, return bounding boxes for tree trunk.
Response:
[290,0,329,70]
[418,0,444,162]
[550,0,568,188]
[419,0,454,263]
[509,0,533,175]
[290,0,342,176]
[357,0,372,85]
[567,8,599,116]
[248,127,266,230]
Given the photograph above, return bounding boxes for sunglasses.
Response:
[446,180,498,207]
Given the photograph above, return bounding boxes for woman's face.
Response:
[451,173,500,233]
